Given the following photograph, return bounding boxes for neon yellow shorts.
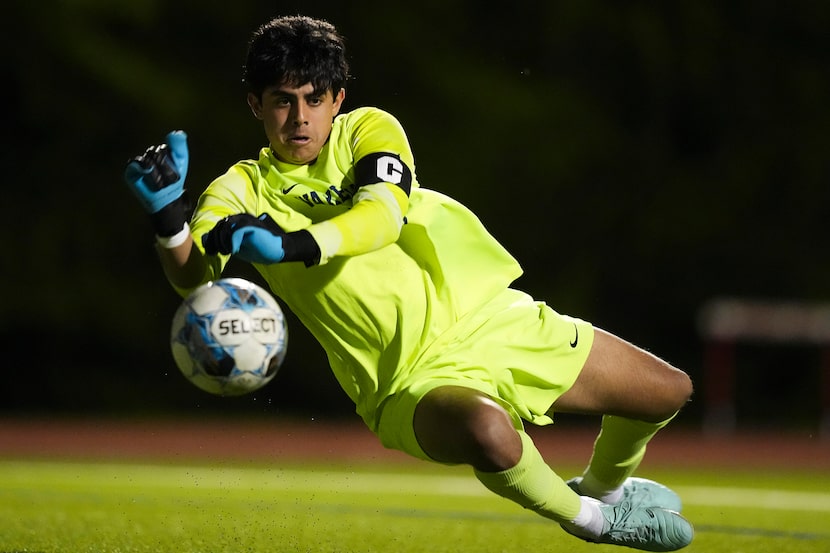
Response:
[375,288,594,461]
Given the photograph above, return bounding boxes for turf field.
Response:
[1,421,828,552]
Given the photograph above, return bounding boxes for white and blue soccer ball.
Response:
[170,278,288,396]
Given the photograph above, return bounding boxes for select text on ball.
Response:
[218,317,278,335]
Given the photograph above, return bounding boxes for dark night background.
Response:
[3,1,829,431]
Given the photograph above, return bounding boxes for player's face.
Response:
[247,83,345,165]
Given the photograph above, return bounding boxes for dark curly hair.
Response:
[243,15,350,98]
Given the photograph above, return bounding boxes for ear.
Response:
[331,88,346,117]
[247,93,263,120]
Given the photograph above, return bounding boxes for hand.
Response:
[124,131,189,213]
[202,213,286,264]
[203,213,322,266]
[124,131,191,237]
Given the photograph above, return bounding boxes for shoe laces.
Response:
[624,479,654,503]
[605,494,660,545]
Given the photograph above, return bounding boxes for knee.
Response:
[669,369,694,411]
[650,368,694,422]
[413,386,522,471]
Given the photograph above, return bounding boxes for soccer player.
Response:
[124,15,694,551]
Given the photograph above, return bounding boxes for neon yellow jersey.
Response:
[185,106,523,428]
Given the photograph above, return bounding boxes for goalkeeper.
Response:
[124,15,694,551]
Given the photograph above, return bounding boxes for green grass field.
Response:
[1,457,828,553]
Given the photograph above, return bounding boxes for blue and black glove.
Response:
[124,130,191,237]
[202,213,321,266]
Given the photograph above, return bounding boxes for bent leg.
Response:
[553,328,693,499]
[412,385,522,471]
[413,385,582,523]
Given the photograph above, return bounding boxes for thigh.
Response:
[552,327,693,422]
[375,290,594,459]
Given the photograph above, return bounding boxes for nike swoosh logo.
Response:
[570,323,579,348]
[282,183,302,194]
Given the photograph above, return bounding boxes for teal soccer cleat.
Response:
[562,497,694,552]
[567,477,683,512]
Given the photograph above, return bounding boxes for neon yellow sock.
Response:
[474,430,581,523]
[583,414,675,490]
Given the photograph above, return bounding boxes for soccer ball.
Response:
[170,278,288,396]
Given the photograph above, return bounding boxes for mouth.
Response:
[288,134,311,145]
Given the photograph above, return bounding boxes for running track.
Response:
[0,418,827,470]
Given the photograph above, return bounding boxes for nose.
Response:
[292,102,308,126]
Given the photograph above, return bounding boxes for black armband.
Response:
[354,152,412,195]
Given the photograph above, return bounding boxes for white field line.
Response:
[673,485,830,512]
[3,461,830,512]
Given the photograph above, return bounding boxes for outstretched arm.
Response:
[200,163,410,268]
[124,131,210,292]
[156,235,210,291]
[198,109,416,269]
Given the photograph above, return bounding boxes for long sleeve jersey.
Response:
[182,106,523,429]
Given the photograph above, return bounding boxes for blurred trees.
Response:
[3,0,829,424]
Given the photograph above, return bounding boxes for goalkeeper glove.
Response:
[124,130,191,237]
[202,213,321,266]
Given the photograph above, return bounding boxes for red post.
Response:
[820,347,830,440]
[703,340,736,435]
